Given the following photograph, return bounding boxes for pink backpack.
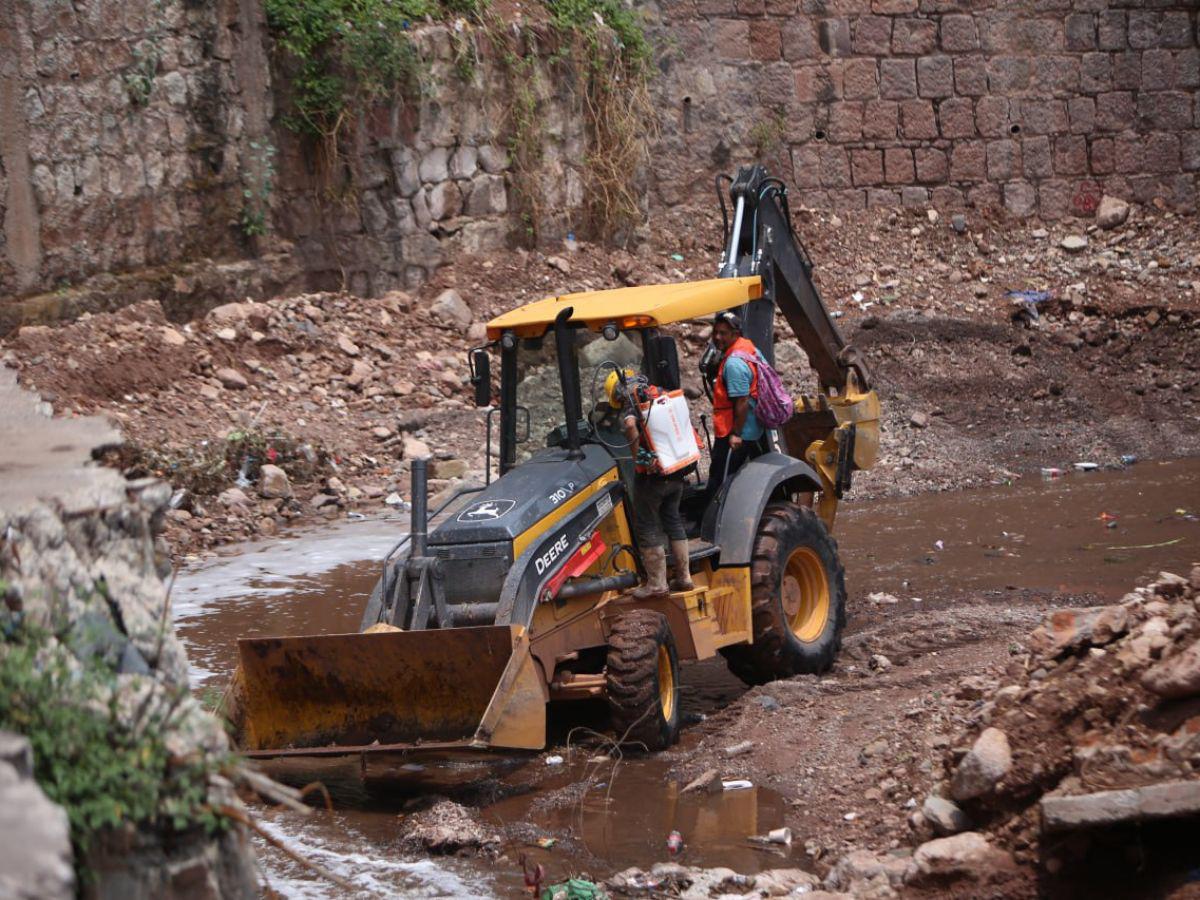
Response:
[730,350,795,429]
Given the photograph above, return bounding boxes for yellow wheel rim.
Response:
[781,547,830,643]
[657,645,676,721]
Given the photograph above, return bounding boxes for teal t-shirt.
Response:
[723,356,764,441]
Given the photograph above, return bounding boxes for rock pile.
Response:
[3,290,489,557]
[901,568,1200,879]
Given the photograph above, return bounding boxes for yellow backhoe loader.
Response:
[224,166,880,760]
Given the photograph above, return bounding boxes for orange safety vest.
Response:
[713,336,759,439]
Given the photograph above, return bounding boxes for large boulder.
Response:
[1141,638,1200,699]
[951,727,1012,801]
[913,832,1013,879]
[429,289,472,331]
[1096,195,1130,230]
[923,795,972,835]
[257,464,292,499]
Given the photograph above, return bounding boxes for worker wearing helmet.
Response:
[704,310,764,508]
[606,368,695,600]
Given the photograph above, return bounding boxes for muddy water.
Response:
[837,457,1199,606]
[175,458,1198,897]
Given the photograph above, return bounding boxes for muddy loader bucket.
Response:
[230,625,546,757]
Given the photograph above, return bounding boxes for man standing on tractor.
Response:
[705,310,765,507]
[607,369,696,601]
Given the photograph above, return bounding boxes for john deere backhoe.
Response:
[225,166,880,759]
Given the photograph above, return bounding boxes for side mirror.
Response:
[469,348,491,407]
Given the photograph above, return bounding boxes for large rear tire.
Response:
[721,503,846,685]
[605,610,681,751]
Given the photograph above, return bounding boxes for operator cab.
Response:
[473,314,751,543]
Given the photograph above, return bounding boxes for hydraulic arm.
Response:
[714,165,881,525]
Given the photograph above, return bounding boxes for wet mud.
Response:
[174,458,1199,896]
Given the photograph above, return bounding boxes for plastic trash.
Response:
[347,511,366,520]
[670,253,684,261]
[722,779,753,791]
[564,231,579,253]
[545,755,564,766]
[234,455,253,488]
[1074,461,1099,471]
[1040,467,1064,478]
[541,878,603,900]
[536,837,557,849]
[666,830,684,854]
[767,827,793,845]
[934,539,944,551]
[1120,454,1137,466]
[1006,289,1053,321]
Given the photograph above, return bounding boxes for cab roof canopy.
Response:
[485,277,763,340]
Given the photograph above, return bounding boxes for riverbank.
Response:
[3,201,1197,561]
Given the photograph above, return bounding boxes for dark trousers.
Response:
[703,435,755,510]
[632,474,686,549]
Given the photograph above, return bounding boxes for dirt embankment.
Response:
[2,201,1197,559]
[647,569,1200,900]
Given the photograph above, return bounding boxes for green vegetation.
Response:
[264,0,487,139]
[0,631,227,863]
[497,0,654,244]
[265,0,654,244]
[749,111,789,156]
[240,139,278,237]
[124,0,168,108]
[123,39,162,107]
[544,0,651,71]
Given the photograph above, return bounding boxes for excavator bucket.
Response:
[230,625,547,757]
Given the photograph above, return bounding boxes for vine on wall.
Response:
[263,0,654,246]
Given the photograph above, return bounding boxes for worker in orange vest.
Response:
[703,310,765,509]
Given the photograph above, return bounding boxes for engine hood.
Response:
[430,444,617,545]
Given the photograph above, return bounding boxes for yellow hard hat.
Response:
[604,368,637,407]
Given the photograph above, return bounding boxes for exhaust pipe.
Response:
[411,457,429,558]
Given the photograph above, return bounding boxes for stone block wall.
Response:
[274,25,589,297]
[651,1,1200,218]
[0,0,274,299]
[0,4,585,311]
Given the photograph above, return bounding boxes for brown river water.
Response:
[174,458,1199,897]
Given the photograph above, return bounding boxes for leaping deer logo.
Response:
[457,499,516,522]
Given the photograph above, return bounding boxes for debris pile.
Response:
[605,862,818,898]
[846,567,1200,894]
[399,798,501,857]
[3,292,490,555]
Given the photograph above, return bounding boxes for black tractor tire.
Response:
[605,610,682,752]
[721,503,846,686]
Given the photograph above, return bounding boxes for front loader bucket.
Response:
[230,625,546,757]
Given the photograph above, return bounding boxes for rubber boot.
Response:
[631,545,669,601]
[668,539,695,593]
